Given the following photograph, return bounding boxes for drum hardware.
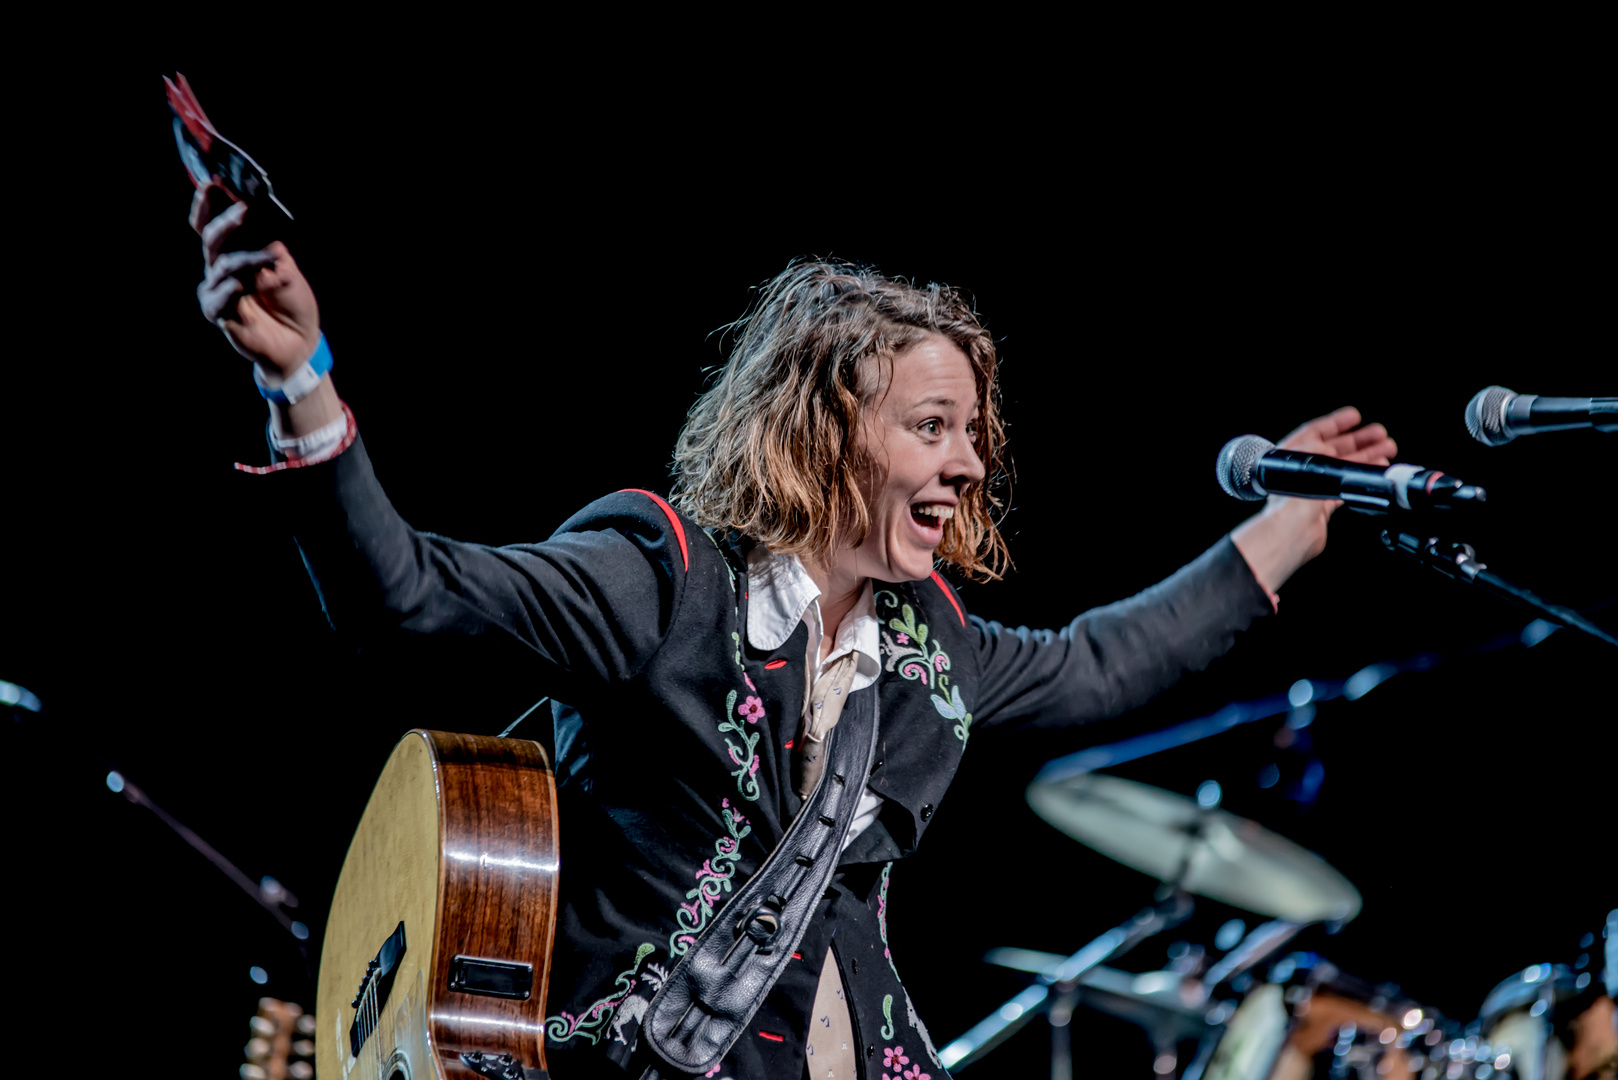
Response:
[1477,962,1615,1080]
[1200,952,1447,1080]
[938,888,1195,1074]
[946,772,1365,1077]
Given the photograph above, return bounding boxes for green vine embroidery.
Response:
[881,994,895,1040]
[544,942,657,1045]
[876,590,973,747]
[670,798,752,955]
[719,687,761,800]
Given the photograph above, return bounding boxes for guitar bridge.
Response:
[349,921,407,1058]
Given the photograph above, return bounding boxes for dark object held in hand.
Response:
[165,72,294,254]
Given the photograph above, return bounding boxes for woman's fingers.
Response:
[198,272,245,323]
[1280,406,1363,448]
[203,247,277,291]
[1321,423,1392,457]
[201,199,248,264]
[1279,410,1399,464]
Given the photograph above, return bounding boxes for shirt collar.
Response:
[746,547,881,689]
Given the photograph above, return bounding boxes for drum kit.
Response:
[940,772,1616,1080]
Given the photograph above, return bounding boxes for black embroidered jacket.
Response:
[277,436,1274,1080]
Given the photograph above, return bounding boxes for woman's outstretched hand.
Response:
[1230,406,1399,596]
[192,183,320,377]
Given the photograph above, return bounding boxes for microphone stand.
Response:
[1380,530,1618,649]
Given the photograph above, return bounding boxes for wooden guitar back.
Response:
[317,730,559,1080]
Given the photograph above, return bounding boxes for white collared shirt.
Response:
[746,547,886,851]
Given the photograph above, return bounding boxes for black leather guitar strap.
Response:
[641,689,880,1077]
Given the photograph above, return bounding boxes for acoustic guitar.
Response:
[315,730,559,1080]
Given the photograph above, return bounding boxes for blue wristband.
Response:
[254,334,333,405]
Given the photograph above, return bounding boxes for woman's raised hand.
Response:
[1231,406,1399,594]
[192,184,320,376]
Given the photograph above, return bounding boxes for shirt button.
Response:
[920,804,934,821]
[867,1045,876,1059]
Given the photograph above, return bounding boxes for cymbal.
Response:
[1026,773,1361,924]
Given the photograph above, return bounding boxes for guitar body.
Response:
[317,730,559,1080]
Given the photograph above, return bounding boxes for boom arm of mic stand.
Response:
[937,892,1193,1071]
[1380,530,1618,648]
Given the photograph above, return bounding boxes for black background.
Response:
[5,46,1612,1076]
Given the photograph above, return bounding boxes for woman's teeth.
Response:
[912,505,955,524]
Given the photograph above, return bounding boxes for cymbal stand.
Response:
[938,888,1194,1076]
[1380,530,1618,648]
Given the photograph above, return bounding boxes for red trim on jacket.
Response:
[930,571,966,627]
[618,489,689,572]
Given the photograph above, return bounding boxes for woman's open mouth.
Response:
[910,503,954,540]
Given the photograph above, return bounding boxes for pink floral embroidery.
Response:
[884,1046,909,1068]
[933,655,946,671]
[744,672,756,691]
[738,695,765,723]
[896,632,909,644]
[905,1068,931,1080]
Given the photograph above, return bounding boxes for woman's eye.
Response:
[921,420,942,436]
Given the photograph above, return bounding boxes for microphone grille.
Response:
[1217,435,1274,501]
[1465,385,1517,446]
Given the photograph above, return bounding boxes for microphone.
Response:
[1217,435,1486,512]
[1465,386,1618,445]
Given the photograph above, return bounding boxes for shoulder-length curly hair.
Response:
[671,260,1009,581]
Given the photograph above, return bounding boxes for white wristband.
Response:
[269,407,349,462]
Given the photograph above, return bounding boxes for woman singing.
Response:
[192,188,1395,1080]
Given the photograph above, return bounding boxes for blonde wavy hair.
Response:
[671,260,1009,581]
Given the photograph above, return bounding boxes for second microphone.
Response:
[1217,435,1486,513]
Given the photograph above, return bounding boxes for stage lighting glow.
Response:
[1404,1008,1423,1028]
[1344,664,1391,700]
[1257,763,1280,788]
[291,921,309,940]
[1576,972,1591,990]
[249,966,268,985]
[1381,1027,1397,1044]
[105,771,125,793]
[1215,919,1246,951]
[0,680,43,711]
[1196,780,1222,808]
[1287,679,1314,706]
[1521,619,1559,647]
